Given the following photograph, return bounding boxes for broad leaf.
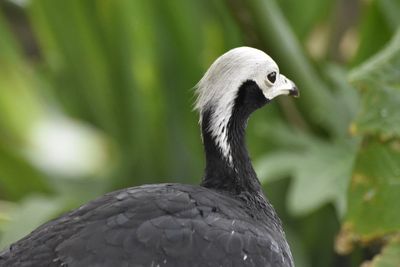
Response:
[257,138,358,217]
[350,29,400,137]
[339,30,400,254]
[287,141,357,217]
[344,140,400,239]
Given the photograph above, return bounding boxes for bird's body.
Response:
[0,184,291,267]
[0,47,298,267]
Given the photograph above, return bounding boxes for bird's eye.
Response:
[267,72,277,84]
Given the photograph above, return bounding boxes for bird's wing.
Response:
[0,184,292,267]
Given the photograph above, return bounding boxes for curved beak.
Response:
[263,74,299,100]
[276,74,299,98]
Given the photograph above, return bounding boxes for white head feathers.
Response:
[195,47,296,165]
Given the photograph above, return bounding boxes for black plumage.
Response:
[0,47,297,267]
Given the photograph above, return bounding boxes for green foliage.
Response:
[0,0,399,266]
[338,30,400,262]
[350,30,400,137]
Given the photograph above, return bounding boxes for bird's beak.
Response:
[263,74,299,100]
[275,74,299,98]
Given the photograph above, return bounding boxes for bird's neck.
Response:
[200,81,268,195]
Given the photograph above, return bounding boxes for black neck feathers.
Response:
[200,80,269,194]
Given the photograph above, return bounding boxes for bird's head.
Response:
[195,47,299,164]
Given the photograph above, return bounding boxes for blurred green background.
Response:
[0,0,399,266]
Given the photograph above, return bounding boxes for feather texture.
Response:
[0,184,293,267]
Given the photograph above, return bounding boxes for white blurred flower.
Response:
[26,115,110,178]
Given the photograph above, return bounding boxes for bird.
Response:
[0,47,299,267]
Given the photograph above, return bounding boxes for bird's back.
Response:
[0,183,293,267]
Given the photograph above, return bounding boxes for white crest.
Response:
[195,47,294,165]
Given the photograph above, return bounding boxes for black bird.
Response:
[0,47,299,267]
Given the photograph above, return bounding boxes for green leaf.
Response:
[344,140,400,239]
[350,29,400,137]
[256,118,358,217]
[287,140,357,217]
[339,30,400,257]
[352,87,400,137]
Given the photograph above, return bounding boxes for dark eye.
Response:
[267,71,277,84]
